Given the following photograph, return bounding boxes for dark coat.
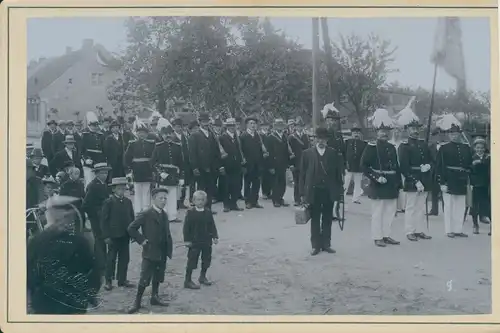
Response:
[240,131,265,171]
[360,140,402,200]
[82,178,110,222]
[398,137,434,192]
[127,207,173,261]
[183,208,219,245]
[101,195,135,239]
[50,148,83,176]
[299,147,344,205]
[150,140,184,186]
[26,176,43,210]
[81,131,106,168]
[345,138,367,173]
[41,129,65,163]
[173,132,191,182]
[188,129,221,173]
[124,138,156,182]
[33,163,50,179]
[219,132,243,172]
[470,153,490,188]
[267,132,291,171]
[122,130,136,151]
[435,142,473,195]
[288,132,310,169]
[327,130,346,168]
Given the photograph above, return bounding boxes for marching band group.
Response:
[26,105,491,315]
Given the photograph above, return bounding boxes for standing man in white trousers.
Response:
[360,109,402,248]
[398,119,433,241]
[435,119,473,238]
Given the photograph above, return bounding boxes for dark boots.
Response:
[127,285,145,314]
[184,268,200,289]
[150,282,168,307]
[198,268,212,286]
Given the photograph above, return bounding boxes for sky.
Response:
[27,16,491,93]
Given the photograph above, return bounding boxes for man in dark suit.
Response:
[172,117,190,209]
[50,135,83,177]
[82,163,112,274]
[219,118,244,212]
[104,120,125,179]
[188,112,223,213]
[267,118,292,207]
[288,119,310,206]
[299,127,344,256]
[240,116,266,209]
[41,119,65,176]
[127,188,173,314]
[30,148,50,179]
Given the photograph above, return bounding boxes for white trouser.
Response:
[443,193,466,234]
[404,192,427,235]
[134,182,151,214]
[371,199,398,240]
[83,166,95,189]
[159,185,178,221]
[344,172,364,202]
[397,190,407,211]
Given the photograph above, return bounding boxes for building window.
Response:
[91,73,104,86]
[27,98,40,122]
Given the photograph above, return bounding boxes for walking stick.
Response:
[338,193,345,231]
[425,192,430,231]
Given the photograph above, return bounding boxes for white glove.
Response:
[440,185,448,193]
[377,176,387,184]
[420,164,431,173]
[160,172,168,179]
[85,159,93,165]
[179,179,185,186]
[415,181,425,192]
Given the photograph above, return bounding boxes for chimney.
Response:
[82,39,94,50]
[66,46,73,54]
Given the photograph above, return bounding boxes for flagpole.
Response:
[312,18,320,130]
[425,63,439,144]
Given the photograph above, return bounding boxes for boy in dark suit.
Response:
[183,190,219,289]
[101,177,135,291]
[127,187,173,314]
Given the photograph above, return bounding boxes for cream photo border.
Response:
[0,0,498,332]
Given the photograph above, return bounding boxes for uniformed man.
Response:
[360,110,402,247]
[124,123,156,214]
[172,117,190,209]
[435,121,473,238]
[81,119,106,188]
[398,119,433,241]
[148,116,162,142]
[219,118,245,212]
[41,119,65,176]
[151,125,184,223]
[344,124,367,204]
[188,112,224,213]
[288,118,310,206]
[267,118,292,207]
[240,116,266,209]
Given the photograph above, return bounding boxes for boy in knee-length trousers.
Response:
[183,190,219,289]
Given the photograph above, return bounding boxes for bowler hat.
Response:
[224,118,237,126]
[213,118,223,127]
[160,125,174,135]
[47,119,58,126]
[245,116,258,124]
[315,127,329,139]
[151,187,169,196]
[287,119,296,126]
[63,135,76,144]
[198,112,211,122]
[172,118,183,127]
[109,120,120,129]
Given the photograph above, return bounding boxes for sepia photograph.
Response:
[3,1,496,327]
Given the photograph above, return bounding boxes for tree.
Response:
[330,33,398,130]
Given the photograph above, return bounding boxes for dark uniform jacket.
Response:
[267,131,292,171]
[398,137,434,192]
[101,195,135,239]
[124,138,156,182]
[299,146,344,204]
[50,147,83,176]
[470,153,490,188]
[82,178,110,222]
[104,133,125,172]
[183,208,219,245]
[345,138,367,173]
[219,132,244,172]
[127,207,173,261]
[150,140,184,186]
[435,142,473,195]
[81,130,106,168]
[240,131,265,172]
[41,129,65,163]
[327,130,346,168]
[288,132,310,169]
[188,129,221,173]
[360,140,402,200]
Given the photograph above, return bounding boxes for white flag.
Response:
[431,17,466,92]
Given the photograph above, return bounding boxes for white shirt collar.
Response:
[247,129,255,136]
[200,128,209,137]
[175,132,182,139]
[316,144,326,156]
[195,207,205,212]
[227,130,235,138]
[152,205,162,214]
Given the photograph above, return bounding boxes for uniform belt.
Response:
[446,166,468,172]
[87,149,102,153]
[133,158,150,162]
[158,164,179,170]
[371,169,396,175]
[410,167,422,170]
